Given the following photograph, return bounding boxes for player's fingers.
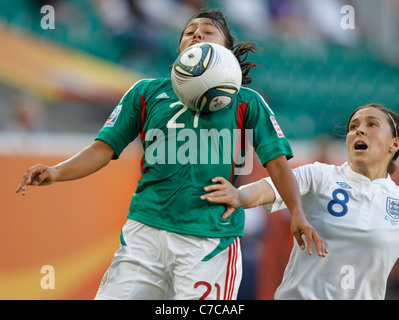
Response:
[16,171,32,195]
[26,170,41,186]
[294,224,313,255]
[16,172,28,193]
[311,229,328,257]
[203,183,225,192]
[222,206,236,220]
[201,190,228,202]
[203,177,230,192]
[211,176,229,184]
[301,227,328,257]
[16,165,50,195]
[292,230,306,251]
[25,170,34,185]
[302,225,320,256]
[34,169,51,185]
[304,229,314,256]
[25,166,44,183]
[15,182,26,195]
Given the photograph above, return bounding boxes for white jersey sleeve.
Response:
[262,161,326,213]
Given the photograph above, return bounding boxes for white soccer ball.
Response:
[171,42,242,113]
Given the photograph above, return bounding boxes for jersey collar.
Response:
[342,161,395,187]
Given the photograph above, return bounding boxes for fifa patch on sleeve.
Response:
[104,105,122,127]
[270,116,285,137]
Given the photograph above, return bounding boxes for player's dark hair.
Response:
[347,103,399,174]
[179,9,259,85]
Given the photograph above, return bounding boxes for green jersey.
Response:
[96,78,293,238]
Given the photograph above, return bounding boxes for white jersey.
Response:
[264,162,399,300]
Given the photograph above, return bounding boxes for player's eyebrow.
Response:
[185,21,218,29]
[350,116,383,124]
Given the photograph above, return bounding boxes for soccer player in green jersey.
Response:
[16,9,326,299]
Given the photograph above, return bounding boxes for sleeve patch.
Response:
[104,104,122,127]
[270,116,285,137]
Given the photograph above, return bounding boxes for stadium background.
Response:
[1,0,399,299]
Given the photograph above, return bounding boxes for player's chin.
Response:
[348,154,369,169]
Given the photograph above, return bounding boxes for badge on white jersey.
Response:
[386,197,399,226]
[336,182,351,189]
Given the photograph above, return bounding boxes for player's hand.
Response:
[201,177,243,220]
[290,213,328,257]
[16,164,58,195]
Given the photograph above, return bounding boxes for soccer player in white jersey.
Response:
[202,103,399,299]
[16,9,326,300]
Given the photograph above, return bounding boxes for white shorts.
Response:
[95,219,242,300]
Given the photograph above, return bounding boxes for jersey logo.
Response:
[386,197,399,226]
[336,182,351,189]
[104,105,122,127]
[156,92,169,99]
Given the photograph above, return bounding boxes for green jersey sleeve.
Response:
[95,80,148,158]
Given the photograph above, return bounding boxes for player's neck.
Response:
[349,162,388,181]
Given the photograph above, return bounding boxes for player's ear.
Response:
[390,137,399,155]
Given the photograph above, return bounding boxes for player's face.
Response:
[346,107,399,177]
[179,18,227,52]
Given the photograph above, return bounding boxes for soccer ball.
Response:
[171,42,242,113]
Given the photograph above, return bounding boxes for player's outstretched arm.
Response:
[201,177,275,219]
[16,140,115,196]
[265,155,327,257]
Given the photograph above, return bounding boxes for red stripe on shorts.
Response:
[224,237,238,300]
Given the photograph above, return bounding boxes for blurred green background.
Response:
[1,0,398,140]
